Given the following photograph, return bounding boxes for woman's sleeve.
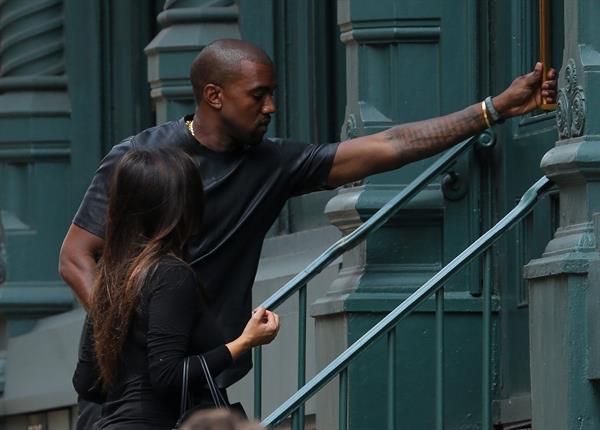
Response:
[146,265,233,397]
[72,316,106,403]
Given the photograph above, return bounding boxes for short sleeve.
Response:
[275,139,339,196]
[72,138,133,238]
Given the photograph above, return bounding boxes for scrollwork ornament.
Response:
[343,114,358,140]
[565,59,577,94]
[571,87,586,137]
[556,59,586,140]
[556,88,571,139]
[342,113,363,187]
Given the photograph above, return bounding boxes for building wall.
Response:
[0,0,573,429]
[0,0,346,427]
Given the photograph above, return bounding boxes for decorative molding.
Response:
[571,88,586,137]
[0,0,65,87]
[0,75,66,92]
[157,2,238,28]
[0,210,5,286]
[557,59,586,139]
[0,282,73,316]
[0,145,70,161]
[312,290,500,316]
[339,19,441,44]
[340,26,440,44]
[556,89,570,138]
[342,113,358,140]
[145,0,240,123]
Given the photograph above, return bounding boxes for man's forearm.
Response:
[59,225,104,310]
[384,103,484,166]
[59,255,96,310]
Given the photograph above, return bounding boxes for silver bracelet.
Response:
[484,96,504,124]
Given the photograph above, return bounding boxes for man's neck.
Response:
[190,113,240,152]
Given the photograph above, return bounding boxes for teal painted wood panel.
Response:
[239,0,346,233]
[0,0,163,333]
[335,0,495,428]
[346,312,485,429]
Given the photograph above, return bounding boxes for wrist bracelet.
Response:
[481,101,492,129]
[485,96,504,124]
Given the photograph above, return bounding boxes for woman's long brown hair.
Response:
[90,147,204,389]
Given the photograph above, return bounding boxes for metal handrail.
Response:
[262,176,553,427]
[260,136,475,310]
[252,136,477,421]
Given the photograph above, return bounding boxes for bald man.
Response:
[61,39,556,425]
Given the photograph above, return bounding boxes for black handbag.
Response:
[173,355,245,429]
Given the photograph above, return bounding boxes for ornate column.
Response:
[145,0,240,123]
[312,0,483,428]
[524,2,600,428]
[0,0,73,338]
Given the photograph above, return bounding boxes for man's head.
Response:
[180,408,264,430]
[190,39,277,147]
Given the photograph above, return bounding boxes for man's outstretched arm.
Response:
[59,224,104,310]
[328,62,557,187]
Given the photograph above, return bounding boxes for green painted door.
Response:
[312,0,564,428]
[489,0,563,424]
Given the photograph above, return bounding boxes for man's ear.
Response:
[203,84,222,109]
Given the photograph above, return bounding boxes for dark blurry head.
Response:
[190,39,277,146]
[181,409,264,430]
[90,147,204,388]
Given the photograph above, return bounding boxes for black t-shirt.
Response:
[74,258,232,429]
[73,115,339,386]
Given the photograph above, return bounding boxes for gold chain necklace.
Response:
[186,119,195,136]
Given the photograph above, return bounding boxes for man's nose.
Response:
[262,95,277,114]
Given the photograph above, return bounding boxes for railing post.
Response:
[387,328,396,430]
[339,368,348,430]
[295,285,307,430]
[482,250,492,429]
[253,346,262,420]
[435,289,444,430]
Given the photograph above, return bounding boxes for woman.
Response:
[73,148,279,429]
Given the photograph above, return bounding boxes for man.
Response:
[60,39,556,424]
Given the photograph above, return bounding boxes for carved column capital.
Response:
[556,58,586,139]
[145,0,240,122]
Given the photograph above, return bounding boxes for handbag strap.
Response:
[197,354,228,407]
[179,356,190,416]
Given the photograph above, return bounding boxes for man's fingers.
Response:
[531,62,543,79]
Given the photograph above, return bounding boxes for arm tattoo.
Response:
[383,104,484,165]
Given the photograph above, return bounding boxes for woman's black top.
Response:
[73,258,233,429]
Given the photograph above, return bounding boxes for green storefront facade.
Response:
[0,0,598,429]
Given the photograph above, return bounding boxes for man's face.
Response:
[219,60,277,146]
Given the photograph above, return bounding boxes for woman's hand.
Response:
[226,307,280,360]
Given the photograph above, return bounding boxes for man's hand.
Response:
[493,62,557,118]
